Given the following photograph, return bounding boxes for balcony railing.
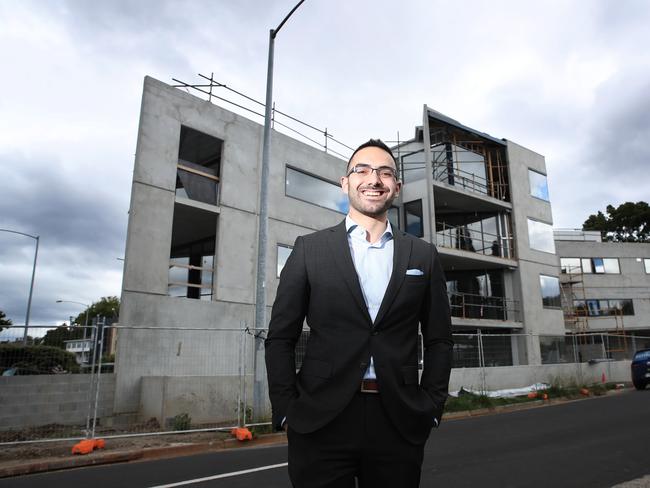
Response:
[448,291,520,322]
[436,221,514,259]
[433,164,509,201]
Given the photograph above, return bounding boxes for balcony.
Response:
[449,291,520,323]
[436,220,515,260]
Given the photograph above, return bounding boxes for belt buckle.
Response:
[360,379,379,394]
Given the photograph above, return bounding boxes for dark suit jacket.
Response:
[265,220,453,445]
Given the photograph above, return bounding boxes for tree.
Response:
[41,323,84,350]
[0,310,11,332]
[73,296,120,326]
[583,201,650,242]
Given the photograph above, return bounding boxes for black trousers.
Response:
[287,392,425,488]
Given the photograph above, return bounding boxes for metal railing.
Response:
[435,220,515,258]
[448,291,520,322]
[172,73,355,160]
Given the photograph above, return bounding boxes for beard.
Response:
[347,186,397,218]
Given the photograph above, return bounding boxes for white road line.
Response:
[148,462,289,487]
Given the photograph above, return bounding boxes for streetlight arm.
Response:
[273,0,306,37]
[0,228,38,240]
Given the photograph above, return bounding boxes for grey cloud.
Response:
[1,151,126,325]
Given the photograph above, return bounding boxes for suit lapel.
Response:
[374,230,411,327]
[327,221,373,324]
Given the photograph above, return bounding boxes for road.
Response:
[3,389,649,487]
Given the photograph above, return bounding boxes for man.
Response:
[265,139,453,487]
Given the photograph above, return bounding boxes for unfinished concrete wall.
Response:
[117,77,349,417]
[506,140,564,364]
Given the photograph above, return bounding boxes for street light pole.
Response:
[56,299,91,332]
[0,228,40,344]
[253,0,306,421]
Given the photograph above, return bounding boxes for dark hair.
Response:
[347,139,397,169]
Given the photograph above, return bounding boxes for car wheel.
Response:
[633,380,647,390]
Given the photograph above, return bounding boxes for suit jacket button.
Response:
[360,362,367,369]
[371,331,379,336]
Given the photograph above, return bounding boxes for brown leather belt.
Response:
[360,379,379,393]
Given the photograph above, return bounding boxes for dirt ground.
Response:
[0,430,231,464]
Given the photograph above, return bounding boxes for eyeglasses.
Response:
[346,164,398,180]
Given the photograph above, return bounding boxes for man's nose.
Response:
[367,169,382,184]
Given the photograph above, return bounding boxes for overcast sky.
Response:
[1,0,649,327]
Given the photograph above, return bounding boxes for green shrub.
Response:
[0,344,79,374]
[172,413,192,431]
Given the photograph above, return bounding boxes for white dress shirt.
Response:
[345,215,394,380]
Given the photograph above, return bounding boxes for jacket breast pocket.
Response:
[404,275,426,286]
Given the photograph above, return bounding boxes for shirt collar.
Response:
[345,215,393,242]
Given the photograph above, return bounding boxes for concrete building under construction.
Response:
[115,76,563,422]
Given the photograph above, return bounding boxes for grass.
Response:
[444,382,619,413]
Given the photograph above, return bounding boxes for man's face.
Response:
[341,146,402,219]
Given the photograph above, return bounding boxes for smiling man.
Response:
[265,139,453,488]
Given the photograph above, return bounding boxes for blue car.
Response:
[631,349,650,390]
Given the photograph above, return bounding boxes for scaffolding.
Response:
[560,263,589,334]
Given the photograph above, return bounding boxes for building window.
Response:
[404,200,423,238]
[277,244,293,278]
[560,258,581,274]
[387,206,400,231]
[176,126,222,206]
[574,299,634,316]
[285,166,349,214]
[579,258,620,274]
[168,202,217,300]
[400,149,426,184]
[644,258,650,273]
[540,275,561,308]
[528,170,550,201]
[527,219,555,254]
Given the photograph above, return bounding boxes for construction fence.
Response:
[1,324,648,446]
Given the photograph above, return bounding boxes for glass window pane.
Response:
[286,167,349,214]
[404,200,424,238]
[527,219,556,253]
[387,206,400,230]
[603,258,620,273]
[587,299,602,316]
[402,150,426,184]
[581,258,593,273]
[277,245,293,278]
[539,275,561,308]
[621,299,635,315]
[645,259,650,274]
[593,258,605,273]
[561,258,581,274]
[528,170,550,201]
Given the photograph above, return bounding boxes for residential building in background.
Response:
[555,229,650,357]
[116,76,562,422]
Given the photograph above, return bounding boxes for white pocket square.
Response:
[406,269,424,276]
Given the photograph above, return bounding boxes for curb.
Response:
[0,388,628,478]
[0,432,288,479]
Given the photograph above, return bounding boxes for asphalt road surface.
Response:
[3,389,649,487]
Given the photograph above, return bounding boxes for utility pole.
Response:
[253,0,306,421]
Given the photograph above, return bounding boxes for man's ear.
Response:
[340,176,349,194]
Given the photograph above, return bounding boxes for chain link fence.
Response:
[1,324,648,446]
